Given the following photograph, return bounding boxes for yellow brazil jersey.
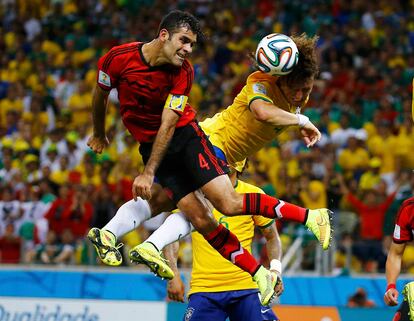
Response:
[189,180,274,295]
[67,92,92,126]
[199,71,300,171]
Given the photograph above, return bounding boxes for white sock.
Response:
[104,198,152,238]
[146,211,194,250]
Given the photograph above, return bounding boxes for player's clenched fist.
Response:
[132,173,154,201]
[384,284,399,306]
[87,135,109,154]
[167,277,185,303]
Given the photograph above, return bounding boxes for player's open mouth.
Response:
[177,53,186,61]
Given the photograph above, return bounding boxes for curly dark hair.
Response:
[285,33,319,85]
[157,10,204,42]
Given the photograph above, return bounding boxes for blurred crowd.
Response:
[0,0,413,274]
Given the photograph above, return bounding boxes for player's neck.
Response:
[142,39,169,67]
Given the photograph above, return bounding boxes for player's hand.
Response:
[87,135,109,154]
[384,288,399,306]
[300,121,321,147]
[272,271,284,296]
[132,172,154,201]
[167,276,185,302]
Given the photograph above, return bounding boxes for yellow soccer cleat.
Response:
[403,281,414,321]
[253,266,278,306]
[305,208,332,250]
[87,227,123,266]
[129,242,175,280]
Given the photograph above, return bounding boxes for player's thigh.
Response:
[184,293,228,321]
[200,174,243,216]
[228,292,278,321]
[177,191,218,235]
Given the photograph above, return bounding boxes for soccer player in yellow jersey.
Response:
[200,66,314,172]
[166,171,282,321]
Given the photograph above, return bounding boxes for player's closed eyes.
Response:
[180,36,195,47]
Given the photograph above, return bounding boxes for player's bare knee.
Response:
[214,195,243,216]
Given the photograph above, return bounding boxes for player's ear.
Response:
[159,29,170,42]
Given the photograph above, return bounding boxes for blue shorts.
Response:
[184,289,278,321]
[213,145,227,164]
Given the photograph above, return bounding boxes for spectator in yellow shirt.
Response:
[67,80,92,129]
[299,175,327,209]
[338,136,370,178]
[50,155,70,185]
[359,157,382,191]
[366,121,398,176]
[0,83,24,128]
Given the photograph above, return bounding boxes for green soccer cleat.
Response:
[305,208,332,250]
[253,266,277,306]
[87,227,123,266]
[129,242,175,280]
[403,282,414,321]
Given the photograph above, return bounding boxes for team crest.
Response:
[98,70,111,87]
[253,83,267,95]
[184,307,195,321]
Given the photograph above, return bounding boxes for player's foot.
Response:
[253,266,277,306]
[305,208,332,250]
[129,242,175,280]
[87,227,123,266]
[403,282,414,321]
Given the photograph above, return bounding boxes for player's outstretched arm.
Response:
[87,85,110,154]
[250,99,321,147]
[164,241,185,302]
[261,222,284,296]
[250,99,301,126]
[132,108,180,200]
[384,241,406,306]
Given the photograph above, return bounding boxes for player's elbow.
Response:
[251,105,271,122]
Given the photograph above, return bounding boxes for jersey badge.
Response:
[98,70,111,87]
[253,83,267,95]
[184,307,195,321]
[393,224,401,239]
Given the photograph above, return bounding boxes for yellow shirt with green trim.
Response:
[189,179,274,295]
[199,71,300,171]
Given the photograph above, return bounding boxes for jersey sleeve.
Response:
[246,73,274,107]
[393,203,414,243]
[96,48,123,91]
[164,60,193,114]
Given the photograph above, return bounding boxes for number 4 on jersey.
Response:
[198,153,210,170]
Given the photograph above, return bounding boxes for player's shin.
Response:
[204,223,260,275]
[104,198,152,238]
[242,193,307,223]
[146,211,194,250]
